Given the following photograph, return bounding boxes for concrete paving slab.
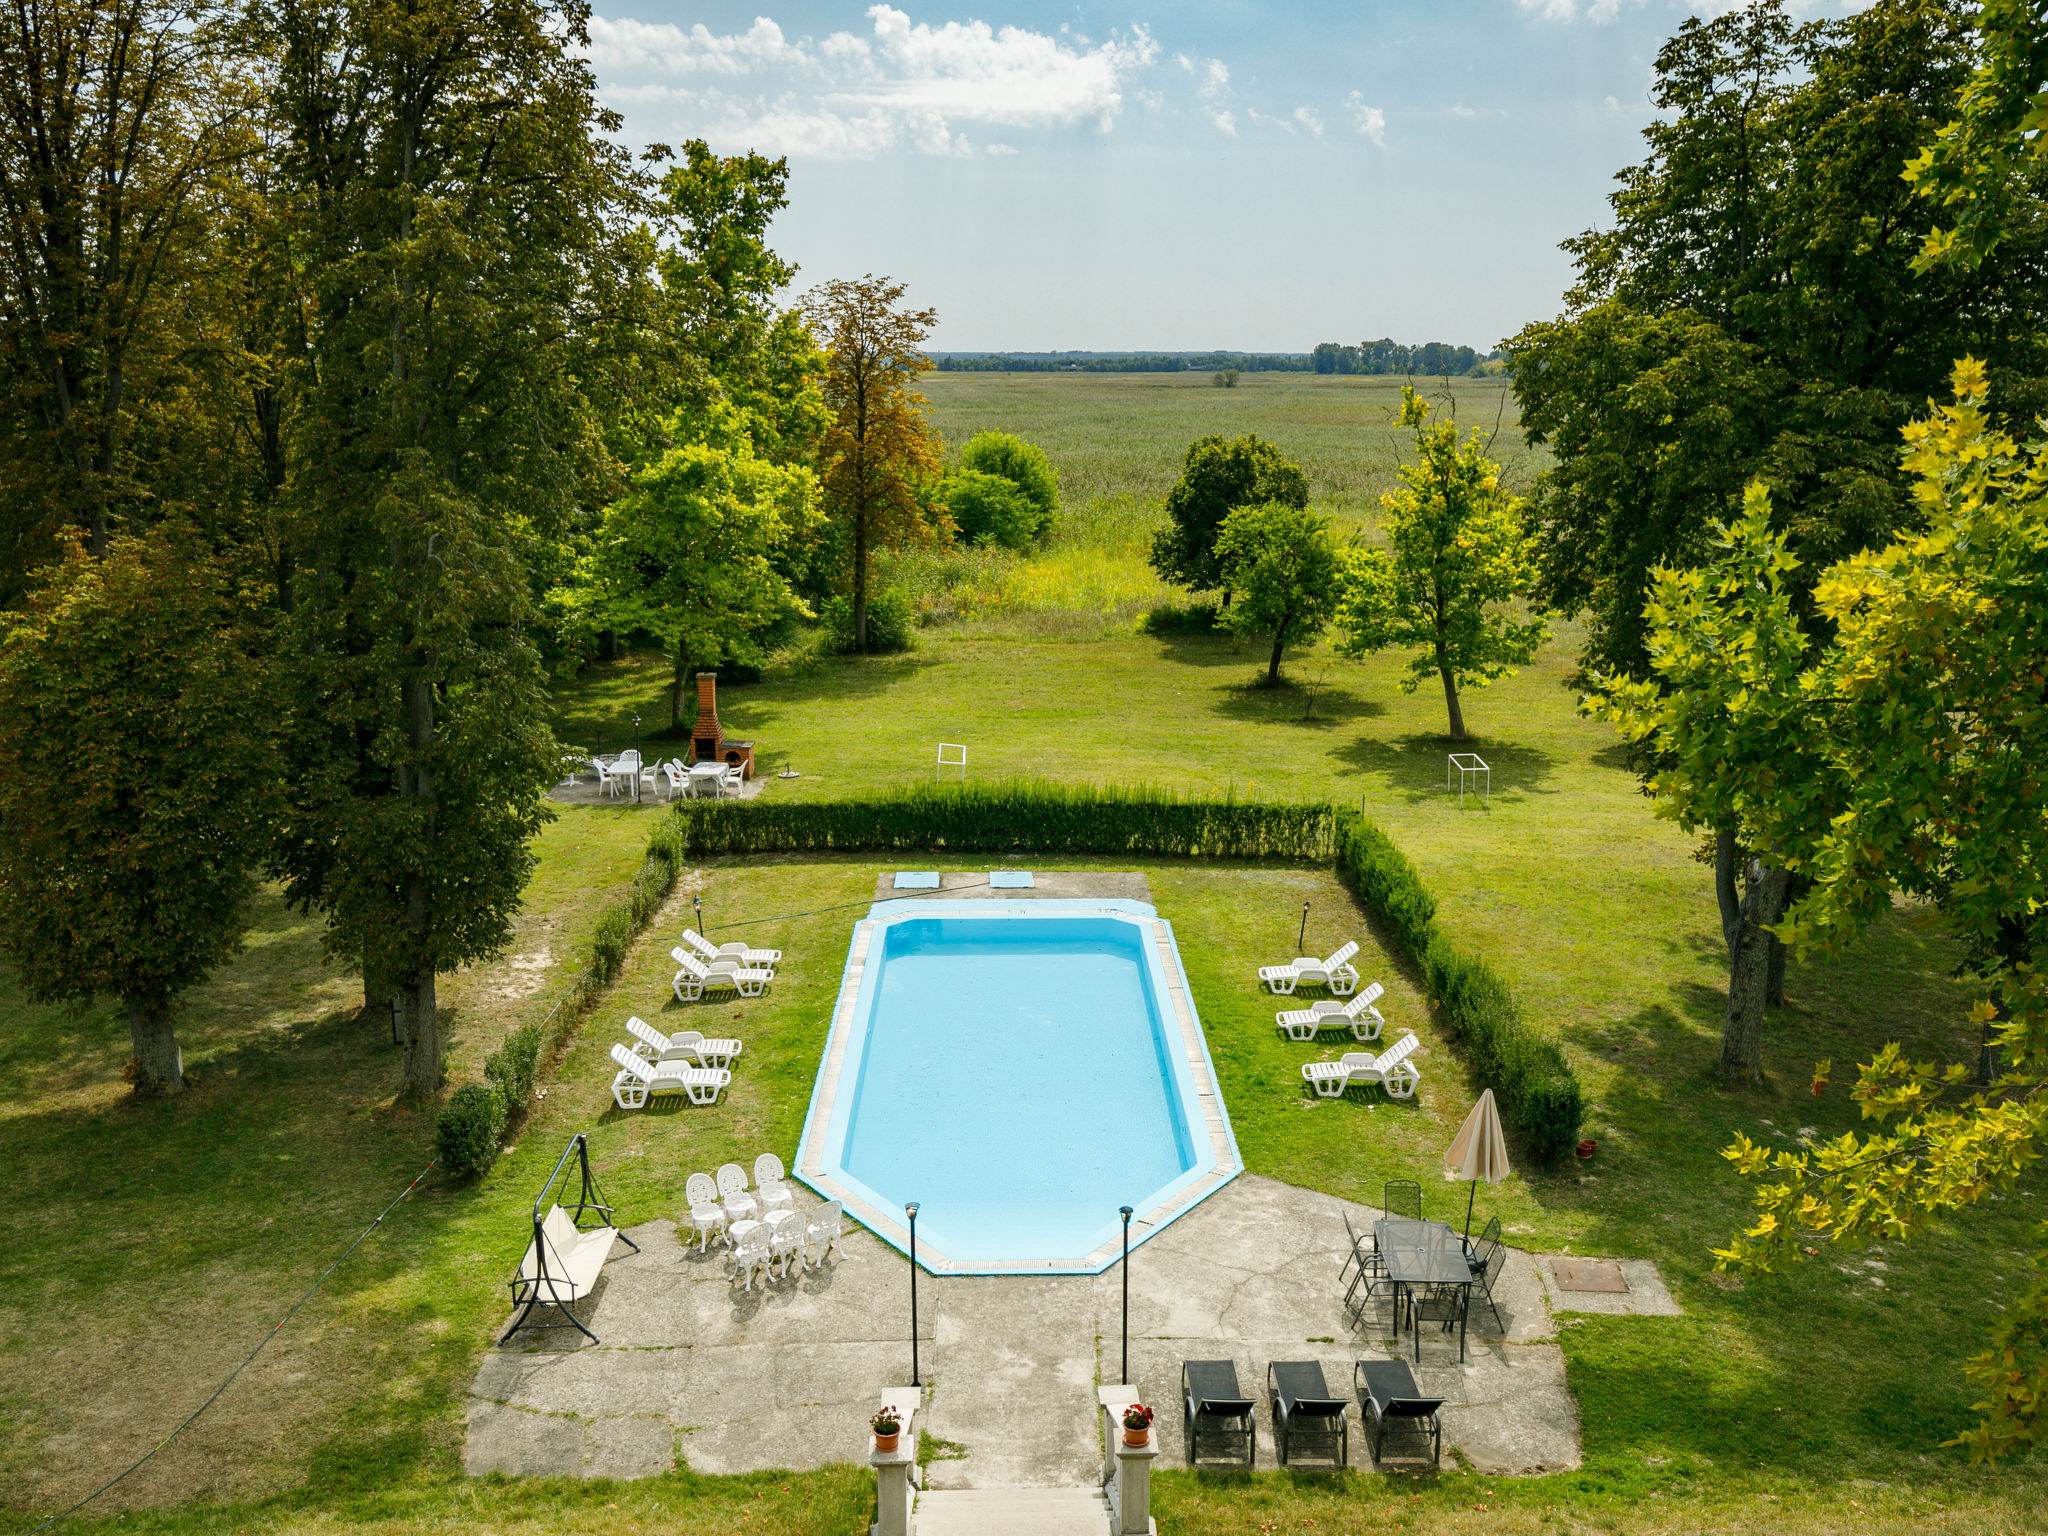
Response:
[1536,1255,1682,1317]
[867,871,1154,903]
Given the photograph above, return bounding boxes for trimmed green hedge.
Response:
[1332,808,1585,1161]
[664,783,1585,1163]
[670,781,1336,861]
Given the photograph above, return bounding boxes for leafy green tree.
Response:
[1704,363,2048,1457]
[0,530,279,1094]
[802,274,949,653]
[958,430,1058,535]
[1588,487,1838,1082]
[1509,0,2048,683]
[263,0,634,1096]
[581,403,818,727]
[1213,502,1342,686]
[1149,433,1307,602]
[1337,390,1546,740]
[940,468,1039,549]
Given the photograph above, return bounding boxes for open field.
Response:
[3,372,2040,1536]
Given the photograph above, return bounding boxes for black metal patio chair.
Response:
[1183,1359,1257,1467]
[1384,1179,1422,1223]
[1354,1359,1444,1468]
[1470,1234,1510,1332]
[1267,1361,1349,1468]
[1341,1206,1381,1287]
[1465,1215,1502,1275]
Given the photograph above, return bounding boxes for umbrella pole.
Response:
[1463,1179,1477,1242]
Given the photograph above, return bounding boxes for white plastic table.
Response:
[688,762,727,797]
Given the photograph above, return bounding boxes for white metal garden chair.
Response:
[765,1209,807,1277]
[1258,939,1362,996]
[727,1222,772,1291]
[683,928,782,969]
[683,1172,728,1251]
[805,1199,846,1267]
[753,1152,786,1186]
[1300,1031,1422,1100]
[716,1161,758,1223]
[1275,982,1386,1043]
[671,948,771,1002]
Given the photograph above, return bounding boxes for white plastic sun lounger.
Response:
[625,1015,743,1069]
[1258,939,1361,996]
[1276,981,1386,1043]
[682,927,781,969]
[1300,1030,1421,1099]
[671,947,772,1002]
[609,1042,730,1108]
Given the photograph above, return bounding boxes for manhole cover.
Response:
[1552,1257,1629,1293]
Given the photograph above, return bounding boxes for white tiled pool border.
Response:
[793,898,1243,1274]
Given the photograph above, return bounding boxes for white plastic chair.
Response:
[716,1161,758,1223]
[684,928,782,968]
[805,1199,845,1267]
[1275,982,1386,1043]
[608,1042,729,1108]
[659,761,686,800]
[1259,939,1362,996]
[719,763,744,798]
[765,1209,806,1277]
[593,757,623,798]
[625,1015,743,1068]
[1301,1031,1422,1100]
[671,948,771,1002]
[684,1172,728,1251]
[728,1222,771,1291]
[753,1152,786,1186]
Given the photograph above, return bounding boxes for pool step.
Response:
[914,1485,1112,1535]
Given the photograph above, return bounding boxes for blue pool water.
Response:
[801,903,1235,1270]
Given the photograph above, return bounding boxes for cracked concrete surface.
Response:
[465,1175,1598,1482]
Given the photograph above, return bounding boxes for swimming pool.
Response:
[794,898,1241,1273]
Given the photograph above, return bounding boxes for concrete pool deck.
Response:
[465,1173,1587,1483]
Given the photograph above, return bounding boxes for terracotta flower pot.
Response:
[874,1431,900,1454]
[1123,1427,1151,1448]
[1575,1139,1597,1160]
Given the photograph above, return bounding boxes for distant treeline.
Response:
[1311,340,1501,376]
[930,351,1311,373]
[926,343,1504,376]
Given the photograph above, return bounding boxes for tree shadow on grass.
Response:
[1209,676,1386,729]
[1334,733,1559,801]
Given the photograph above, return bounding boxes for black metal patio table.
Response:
[1373,1217,1473,1363]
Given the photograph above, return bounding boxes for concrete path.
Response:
[915,1488,1111,1535]
[464,1174,1586,1482]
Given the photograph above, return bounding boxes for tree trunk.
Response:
[124,993,183,1095]
[598,628,619,661]
[1720,859,1791,1085]
[670,637,690,731]
[1438,661,1467,741]
[1765,931,1787,1008]
[853,510,870,652]
[401,961,440,1096]
[1266,631,1286,687]
[399,671,440,1096]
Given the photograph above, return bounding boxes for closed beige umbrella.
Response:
[1442,1088,1510,1240]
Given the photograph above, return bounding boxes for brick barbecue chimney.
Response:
[690,672,754,778]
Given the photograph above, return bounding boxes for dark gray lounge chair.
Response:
[1183,1359,1257,1467]
[1354,1359,1443,1467]
[1267,1361,1349,1467]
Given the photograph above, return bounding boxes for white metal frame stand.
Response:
[936,743,966,782]
[1447,752,1491,809]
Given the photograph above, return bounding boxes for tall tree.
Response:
[263,0,635,1096]
[1213,501,1342,687]
[1149,433,1307,603]
[0,529,279,1094]
[802,274,946,653]
[0,0,250,588]
[580,402,818,727]
[1509,0,2048,683]
[1337,390,1546,740]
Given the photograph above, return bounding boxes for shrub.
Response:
[958,431,1059,531]
[821,587,915,654]
[1212,369,1239,388]
[485,1022,542,1106]
[1138,601,1221,635]
[941,468,1043,549]
[436,1082,508,1180]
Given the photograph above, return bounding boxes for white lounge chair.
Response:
[625,1015,743,1069]
[683,928,782,969]
[805,1199,845,1267]
[728,1221,772,1291]
[671,948,772,1002]
[766,1209,807,1277]
[717,1161,758,1223]
[608,1042,730,1109]
[1259,939,1362,996]
[1275,982,1386,1043]
[683,1172,728,1251]
[1301,1031,1421,1100]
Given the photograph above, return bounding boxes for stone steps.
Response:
[914,1486,1110,1535]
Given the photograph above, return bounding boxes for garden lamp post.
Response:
[633,714,642,801]
[906,1202,921,1387]
[1297,902,1310,954]
[694,893,703,938]
[1119,1205,1134,1385]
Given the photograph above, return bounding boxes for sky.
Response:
[582,1,1865,351]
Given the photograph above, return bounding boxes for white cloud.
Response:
[1515,0,1640,20]
[1179,54,1235,136]
[1345,91,1385,145]
[986,142,1019,155]
[1294,105,1324,137]
[586,6,1157,159]
[1451,103,1478,118]
[1247,106,1295,134]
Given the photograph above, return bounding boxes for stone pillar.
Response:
[1109,1436,1158,1536]
[870,1437,916,1536]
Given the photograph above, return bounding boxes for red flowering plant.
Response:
[1121,1404,1154,1432]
